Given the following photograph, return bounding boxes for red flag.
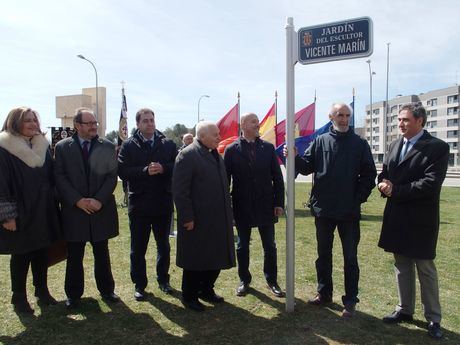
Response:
[275,103,315,147]
[216,103,239,141]
[217,135,238,155]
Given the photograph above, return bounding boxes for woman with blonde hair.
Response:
[0,107,61,313]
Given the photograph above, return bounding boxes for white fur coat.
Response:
[0,132,49,168]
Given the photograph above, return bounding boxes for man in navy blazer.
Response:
[224,113,285,298]
[378,103,449,339]
[118,108,177,301]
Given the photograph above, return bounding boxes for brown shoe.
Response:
[308,293,332,305]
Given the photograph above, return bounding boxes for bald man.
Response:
[292,103,376,317]
[224,113,285,298]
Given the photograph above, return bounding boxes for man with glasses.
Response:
[55,107,120,309]
[286,102,376,317]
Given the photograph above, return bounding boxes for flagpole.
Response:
[352,87,355,128]
[237,91,241,136]
[275,91,278,125]
[313,89,317,130]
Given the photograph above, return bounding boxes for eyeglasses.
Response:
[79,121,99,126]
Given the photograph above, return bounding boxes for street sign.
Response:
[298,17,373,65]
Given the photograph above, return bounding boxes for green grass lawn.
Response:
[0,183,459,345]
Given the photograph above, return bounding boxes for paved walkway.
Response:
[280,167,460,187]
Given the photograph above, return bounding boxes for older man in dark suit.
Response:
[224,113,285,298]
[55,108,119,309]
[173,121,235,312]
[378,103,449,339]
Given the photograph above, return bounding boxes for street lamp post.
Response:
[77,55,99,121]
[197,95,210,123]
[366,59,376,158]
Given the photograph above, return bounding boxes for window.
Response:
[447,119,458,126]
[366,111,370,116]
[429,132,437,137]
[426,121,437,128]
[447,95,458,104]
[372,118,379,124]
[373,109,380,115]
[448,142,458,150]
[447,107,458,115]
[373,127,380,133]
[373,145,379,151]
[447,130,458,138]
[373,136,380,142]
[391,115,397,123]
[428,109,437,117]
[390,105,398,113]
[427,98,437,106]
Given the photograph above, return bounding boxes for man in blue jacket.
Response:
[292,103,376,317]
[118,108,177,300]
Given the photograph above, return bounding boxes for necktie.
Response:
[82,141,89,161]
[248,142,256,163]
[400,140,410,161]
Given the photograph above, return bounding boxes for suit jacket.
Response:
[55,134,119,242]
[173,140,235,271]
[224,137,284,228]
[118,130,177,217]
[378,130,449,259]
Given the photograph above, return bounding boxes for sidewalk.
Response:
[280,166,460,187]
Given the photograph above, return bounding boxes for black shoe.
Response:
[13,300,34,314]
[101,292,121,303]
[427,322,443,339]
[36,293,58,306]
[307,293,332,305]
[267,283,285,298]
[134,289,146,301]
[342,303,356,318]
[236,282,249,297]
[182,299,205,312]
[12,293,34,314]
[198,292,224,303]
[65,298,80,309]
[159,283,173,294]
[382,310,413,324]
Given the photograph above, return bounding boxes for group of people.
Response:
[0,101,449,339]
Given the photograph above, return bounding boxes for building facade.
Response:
[364,85,459,166]
[56,87,107,137]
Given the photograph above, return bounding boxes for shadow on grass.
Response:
[2,295,460,345]
[0,298,179,345]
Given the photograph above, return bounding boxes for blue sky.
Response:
[1,0,458,134]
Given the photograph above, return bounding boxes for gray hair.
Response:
[196,121,217,140]
[399,102,427,127]
[330,103,353,116]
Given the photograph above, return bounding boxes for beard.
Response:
[332,123,349,133]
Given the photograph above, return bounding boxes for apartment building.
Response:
[364,85,459,166]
